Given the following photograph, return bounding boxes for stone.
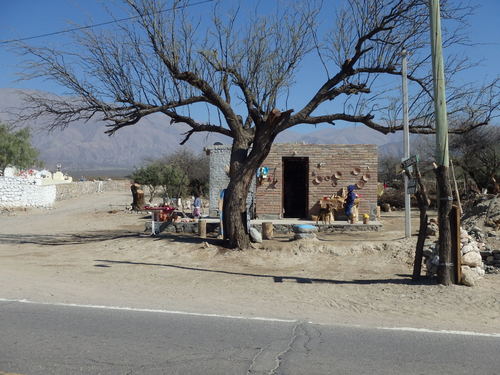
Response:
[426,255,439,276]
[292,224,318,233]
[461,266,479,287]
[294,233,317,240]
[472,267,485,277]
[249,227,262,243]
[427,223,438,236]
[381,203,391,212]
[462,251,483,267]
[423,248,434,258]
[461,244,476,255]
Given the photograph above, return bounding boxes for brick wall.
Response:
[255,144,378,219]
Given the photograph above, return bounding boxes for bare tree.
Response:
[15,0,499,249]
[450,125,500,191]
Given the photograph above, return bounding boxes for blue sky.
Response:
[1,0,499,131]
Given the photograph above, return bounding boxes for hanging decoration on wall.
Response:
[256,167,269,185]
[351,167,361,176]
[356,180,366,189]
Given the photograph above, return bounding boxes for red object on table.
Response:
[143,205,176,213]
[144,206,177,222]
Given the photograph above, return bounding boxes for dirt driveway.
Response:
[0,191,499,334]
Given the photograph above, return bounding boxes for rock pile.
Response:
[423,226,491,286]
[462,195,500,231]
[459,227,486,286]
[422,194,500,285]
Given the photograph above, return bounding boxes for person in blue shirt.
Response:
[192,195,202,219]
[344,184,359,223]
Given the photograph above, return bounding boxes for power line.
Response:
[0,0,215,45]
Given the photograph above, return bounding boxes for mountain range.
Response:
[0,88,405,173]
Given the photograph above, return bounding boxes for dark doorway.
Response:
[282,157,309,218]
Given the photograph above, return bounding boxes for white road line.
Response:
[0,298,296,323]
[1,298,499,338]
[375,326,500,338]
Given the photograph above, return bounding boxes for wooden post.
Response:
[412,164,430,280]
[450,159,462,215]
[449,205,461,284]
[262,222,274,240]
[198,219,207,239]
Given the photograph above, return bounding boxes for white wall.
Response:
[0,176,56,208]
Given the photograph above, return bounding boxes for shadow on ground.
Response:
[0,231,139,246]
[93,259,435,286]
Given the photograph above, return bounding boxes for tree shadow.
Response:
[0,230,139,246]
[93,259,435,286]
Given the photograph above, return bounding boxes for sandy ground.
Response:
[0,191,499,334]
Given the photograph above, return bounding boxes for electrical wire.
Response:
[0,0,215,45]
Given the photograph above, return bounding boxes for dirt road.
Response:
[1,191,499,333]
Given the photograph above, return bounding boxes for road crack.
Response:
[268,321,303,375]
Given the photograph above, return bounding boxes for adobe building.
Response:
[206,143,378,220]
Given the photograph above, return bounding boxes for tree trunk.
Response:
[131,183,145,211]
[223,140,257,249]
[223,177,252,249]
[222,109,292,249]
[412,164,430,280]
[436,166,453,285]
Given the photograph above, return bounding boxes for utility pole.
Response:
[401,49,411,238]
[429,0,453,285]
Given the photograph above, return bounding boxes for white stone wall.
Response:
[207,145,232,216]
[0,177,129,208]
[206,145,256,217]
[55,180,129,201]
[0,176,56,208]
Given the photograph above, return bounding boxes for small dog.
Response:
[317,204,334,225]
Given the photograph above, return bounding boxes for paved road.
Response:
[1,300,499,374]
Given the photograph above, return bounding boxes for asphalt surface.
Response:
[1,300,499,374]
